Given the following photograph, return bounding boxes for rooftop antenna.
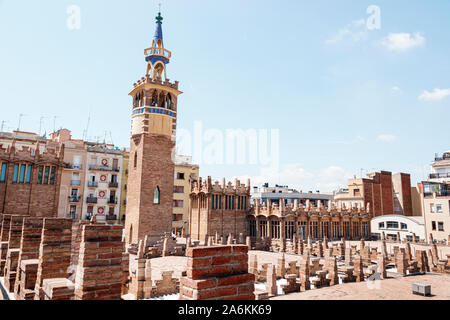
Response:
[53,116,59,133]
[39,116,47,136]
[109,131,114,146]
[17,114,26,131]
[83,109,91,141]
[1,120,8,132]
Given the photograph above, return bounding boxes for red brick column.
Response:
[73,224,124,300]
[180,245,255,300]
[14,217,44,299]
[34,218,73,300]
[0,214,12,275]
[3,215,26,291]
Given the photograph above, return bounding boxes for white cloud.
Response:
[333,135,365,145]
[325,19,368,45]
[377,134,397,142]
[235,164,352,193]
[418,88,450,101]
[381,32,425,51]
[391,86,401,93]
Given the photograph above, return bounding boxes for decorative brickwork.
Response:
[180,245,255,300]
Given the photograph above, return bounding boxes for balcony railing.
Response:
[64,163,83,170]
[429,173,450,179]
[71,180,81,186]
[89,164,120,172]
[144,47,172,59]
[108,197,118,204]
[88,181,98,188]
[86,197,98,204]
[106,214,117,221]
[435,153,450,161]
[69,196,79,203]
[109,182,119,188]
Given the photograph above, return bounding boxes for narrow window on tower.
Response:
[154,186,160,205]
[134,152,137,169]
[50,166,56,185]
[0,163,7,182]
[43,166,50,184]
[19,164,26,183]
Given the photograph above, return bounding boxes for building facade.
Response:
[251,184,333,207]
[0,131,64,216]
[370,215,425,242]
[125,12,182,245]
[421,151,450,243]
[173,155,199,236]
[189,177,250,241]
[335,171,414,218]
[119,149,129,225]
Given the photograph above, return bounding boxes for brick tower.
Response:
[125,11,182,245]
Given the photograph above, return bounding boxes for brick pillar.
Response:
[325,255,339,285]
[266,264,277,296]
[415,250,429,273]
[246,236,251,251]
[276,253,286,278]
[13,218,45,294]
[299,253,310,291]
[180,245,255,300]
[297,239,304,255]
[3,215,26,291]
[405,242,412,262]
[377,253,387,279]
[74,224,124,300]
[345,247,353,266]
[396,249,407,276]
[34,218,73,300]
[317,240,324,258]
[122,252,130,295]
[353,256,364,282]
[0,214,12,276]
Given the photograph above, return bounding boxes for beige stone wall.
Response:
[423,195,450,242]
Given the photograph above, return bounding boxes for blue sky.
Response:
[0,0,449,192]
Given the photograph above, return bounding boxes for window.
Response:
[176,172,185,180]
[50,166,56,185]
[0,163,7,182]
[386,221,399,229]
[87,206,94,214]
[153,186,160,204]
[173,200,183,208]
[38,166,44,184]
[26,165,32,183]
[432,221,436,231]
[12,164,19,183]
[436,204,443,213]
[19,164,26,183]
[353,189,361,197]
[430,204,435,213]
[173,186,184,193]
[378,222,385,229]
[43,166,50,184]
[172,214,183,222]
[134,152,137,169]
[401,223,407,230]
[438,222,444,232]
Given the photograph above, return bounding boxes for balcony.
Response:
[69,196,79,203]
[108,197,118,205]
[88,181,98,188]
[429,173,450,180]
[106,214,117,221]
[435,153,450,161]
[64,163,83,170]
[89,164,120,172]
[144,47,172,59]
[86,197,98,204]
[109,182,119,188]
[71,180,81,186]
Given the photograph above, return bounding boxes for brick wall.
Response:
[180,245,255,300]
[73,224,124,300]
[125,134,175,245]
[34,218,73,300]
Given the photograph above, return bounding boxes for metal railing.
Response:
[106,214,117,221]
[109,182,119,188]
[71,180,81,186]
[86,197,98,204]
[429,173,450,179]
[108,197,118,204]
[89,164,120,172]
[69,196,79,203]
[144,47,172,59]
[88,181,98,188]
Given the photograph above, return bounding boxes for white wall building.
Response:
[371,215,425,242]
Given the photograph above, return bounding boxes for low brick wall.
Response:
[180,245,255,300]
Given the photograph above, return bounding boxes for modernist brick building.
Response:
[189,177,250,241]
[0,131,64,216]
[125,12,182,245]
[335,171,414,218]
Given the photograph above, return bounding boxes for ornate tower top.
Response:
[145,11,172,80]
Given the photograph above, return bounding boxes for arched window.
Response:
[151,90,158,107]
[166,93,172,109]
[154,186,160,204]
